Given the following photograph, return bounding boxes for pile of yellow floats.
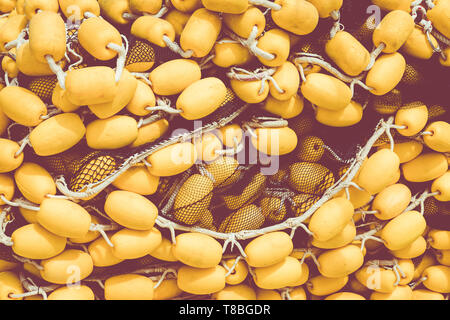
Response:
[0,0,449,300]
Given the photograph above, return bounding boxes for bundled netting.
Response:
[0,0,449,301]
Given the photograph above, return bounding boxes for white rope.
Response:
[222,256,243,278]
[89,223,116,247]
[4,28,28,51]
[8,274,56,300]
[364,43,386,71]
[152,268,177,289]
[12,254,44,270]
[354,228,385,251]
[66,42,84,70]
[83,11,97,19]
[122,12,140,21]
[132,72,152,86]
[40,107,63,120]
[45,55,66,90]
[137,112,164,129]
[107,35,129,82]
[330,10,344,39]
[145,97,181,114]
[0,208,13,246]
[280,288,292,300]
[248,0,281,10]
[0,195,40,212]
[298,248,320,268]
[215,136,244,156]
[410,276,427,290]
[222,234,247,258]
[404,190,440,215]
[162,35,193,58]
[425,0,435,9]
[296,62,307,83]
[14,134,31,158]
[350,78,373,96]
[294,54,363,83]
[225,26,275,61]
[227,67,283,95]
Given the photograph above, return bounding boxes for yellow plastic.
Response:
[373,10,415,53]
[170,0,202,12]
[372,184,411,220]
[149,236,178,262]
[126,80,155,116]
[263,94,304,119]
[51,83,80,113]
[201,0,248,14]
[59,0,100,21]
[325,31,370,76]
[306,275,348,296]
[377,140,423,163]
[29,113,86,156]
[11,223,66,260]
[0,271,24,300]
[251,127,298,156]
[357,148,400,194]
[131,16,175,48]
[253,256,303,289]
[177,265,226,295]
[428,229,450,250]
[402,152,448,182]
[0,259,18,272]
[47,285,95,300]
[0,173,14,206]
[172,232,222,268]
[104,190,158,230]
[380,210,427,251]
[88,69,138,119]
[230,75,270,104]
[104,274,154,300]
[311,220,356,249]
[427,0,450,39]
[402,26,438,60]
[309,197,354,242]
[370,285,412,300]
[88,237,124,267]
[212,39,253,68]
[153,279,183,300]
[180,8,222,58]
[28,11,66,63]
[301,72,352,111]
[150,59,201,96]
[315,101,363,127]
[412,289,445,300]
[130,0,162,14]
[222,6,266,38]
[176,77,227,120]
[111,228,162,260]
[423,121,450,153]
[256,28,291,67]
[395,104,428,136]
[391,236,427,259]
[269,61,300,101]
[98,0,131,25]
[78,16,122,61]
[86,116,138,150]
[271,0,319,35]
[0,138,23,173]
[69,215,101,244]
[317,245,364,278]
[164,9,190,36]
[422,265,450,294]
[224,258,248,285]
[131,119,169,148]
[0,84,47,127]
[65,66,117,106]
[0,14,27,52]
[112,165,159,196]
[212,284,256,300]
[40,249,93,284]
[146,142,197,177]
[366,52,406,96]
[371,0,412,12]
[14,162,56,204]
[244,232,293,268]
[37,198,91,239]
[325,292,366,300]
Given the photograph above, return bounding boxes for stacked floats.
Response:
[0,0,449,300]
